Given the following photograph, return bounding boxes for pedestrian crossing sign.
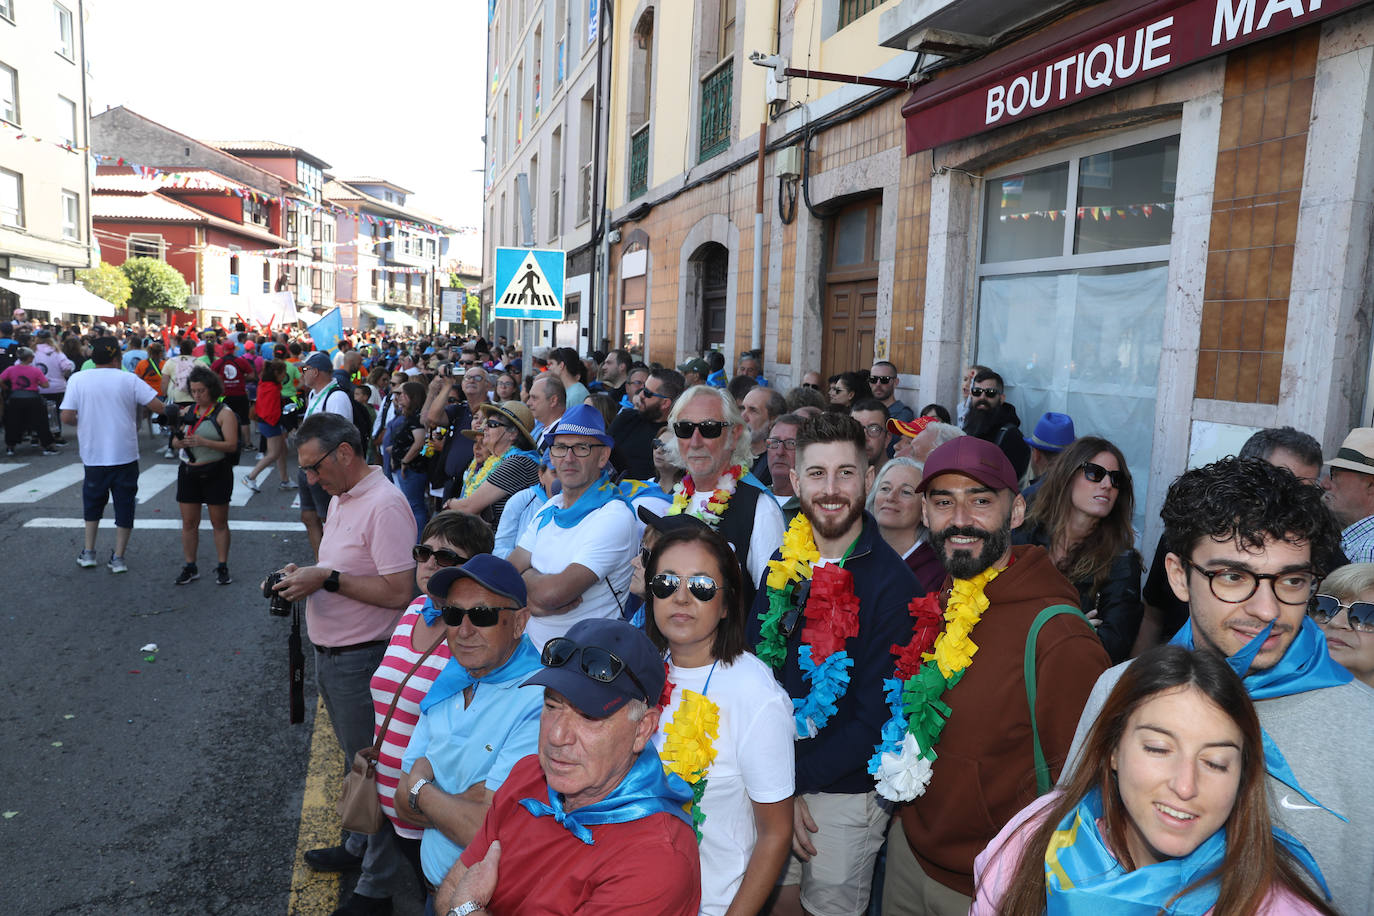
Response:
[494,248,565,320]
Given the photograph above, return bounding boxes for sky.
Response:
[86,0,487,266]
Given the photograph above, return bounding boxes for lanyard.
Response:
[187,398,223,436]
[305,382,338,417]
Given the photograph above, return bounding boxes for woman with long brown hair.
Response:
[1015,435,1142,662]
[973,645,1335,915]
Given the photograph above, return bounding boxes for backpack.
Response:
[0,340,18,375]
[184,402,242,467]
[325,386,374,449]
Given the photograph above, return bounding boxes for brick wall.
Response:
[891,149,932,376]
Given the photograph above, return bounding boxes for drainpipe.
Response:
[751,122,765,352]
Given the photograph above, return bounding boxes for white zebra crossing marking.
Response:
[24,517,305,531]
[0,461,29,475]
[230,466,273,507]
[136,464,180,504]
[0,464,85,503]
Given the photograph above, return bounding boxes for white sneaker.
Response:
[77,549,98,568]
[161,446,176,459]
[241,475,261,493]
[108,553,128,574]
[279,479,299,490]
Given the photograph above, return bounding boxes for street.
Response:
[0,424,425,915]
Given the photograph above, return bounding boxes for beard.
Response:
[929,520,1012,579]
[800,491,864,541]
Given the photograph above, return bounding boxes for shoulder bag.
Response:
[1025,603,1090,795]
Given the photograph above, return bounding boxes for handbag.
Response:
[337,630,445,833]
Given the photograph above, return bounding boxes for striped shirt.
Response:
[369,600,452,839]
[1342,514,1374,564]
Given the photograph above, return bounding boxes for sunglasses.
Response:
[780,578,813,637]
[484,418,512,430]
[642,387,670,400]
[647,572,720,602]
[639,545,652,567]
[439,603,519,627]
[650,438,666,451]
[1080,461,1128,489]
[869,374,894,385]
[1310,594,1374,633]
[673,420,731,439]
[970,386,1000,398]
[801,383,820,390]
[412,544,469,567]
[540,637,649,701]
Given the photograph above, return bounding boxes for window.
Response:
[0,0,13,23]
[263,261,271,294]
[0,168,22,227]
[60,189,78,239]
[974,128,1179,532]
[54,2,73,59]
[838,0,881,30]
[549,127,562,241]
[128,233,163,259]
[57,94,76,146]
[1,63,17,125]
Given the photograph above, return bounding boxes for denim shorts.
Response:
[82,461,140,528]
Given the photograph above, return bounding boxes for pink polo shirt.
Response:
[307,466,417,647]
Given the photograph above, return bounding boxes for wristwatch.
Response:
[322,569,341,593]
[408,776,431,813]
[446,903,484,916]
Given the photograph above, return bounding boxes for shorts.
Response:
[298,468,332,519]
[779,791,891,916]
[177,459,233,505]
[257,420,284,439]
[82,461,140,528]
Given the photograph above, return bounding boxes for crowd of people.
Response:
[5,312,1374,916]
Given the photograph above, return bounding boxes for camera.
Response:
[263,570,294,617]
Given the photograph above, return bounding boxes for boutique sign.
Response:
[902,0,1371,153]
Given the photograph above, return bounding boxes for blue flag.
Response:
[307,306,343,356]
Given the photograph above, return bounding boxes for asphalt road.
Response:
[0,421,425,915]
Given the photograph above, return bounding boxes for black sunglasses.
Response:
[673,420,731,439]
[1080,461,1128,489]
[970,386,1001,398]
[484,418,511,430]
[650,438,666,451]
[439,604,518,627]
[647,572,720,602]
[869,374,894,385]
[780,578,813,637]
[412,544,469,567]
[801,383,820,390]
[540,637,649,701]
[1310,594,1374,633]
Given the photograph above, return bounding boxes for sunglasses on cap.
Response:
[439,603,520,627]
[412,544,469,567]
[647,572,720,602]
[540,637,649,701]
[970,386,1000,398]
[673,420,731,439]
[1309,594,1374,633]
[1080,461,1128,489]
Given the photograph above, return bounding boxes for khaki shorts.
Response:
[780,791,891,916]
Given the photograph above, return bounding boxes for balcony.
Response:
[629,122,649,200]
[577,162,592,226]
[698,60,733,163]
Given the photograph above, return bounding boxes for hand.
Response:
[275,565,329,601]
[1084,607,1102,630]
[791,796,818,861]
[437,841,501,913]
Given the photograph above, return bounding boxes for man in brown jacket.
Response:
[881,437,1109,916]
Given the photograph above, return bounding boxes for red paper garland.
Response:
[891,593,945,680]
[798,564,862,663]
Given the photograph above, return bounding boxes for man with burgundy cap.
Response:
[1322,427,1374,563]
[433,618,701,916]
[882,436,1108,916]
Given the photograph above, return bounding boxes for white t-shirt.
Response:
[304,383,354,420]
[61,368,158,466]
[516,494,637,650]
[679,480,787,588]
[653,654,796,916]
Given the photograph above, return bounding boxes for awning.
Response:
[359,303,418,328]
[0,277,116,318]
[199,291,299,326]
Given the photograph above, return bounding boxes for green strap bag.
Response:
[1025,604,1091,795]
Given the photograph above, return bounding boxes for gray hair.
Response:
[297,411,363,457]
[866,456,926,514]
[667,385,755,469]
[920,422,966,450]
[624,698,650,723]
[1320,563,1374,602]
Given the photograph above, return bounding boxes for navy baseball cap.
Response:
[303,352,333,373]
[427,554,527,607]
[523,619,665,718]
[636,504,710,536]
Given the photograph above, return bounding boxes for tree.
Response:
[75,261,132,310]
[464,292,480,331]
[121,257,190,314]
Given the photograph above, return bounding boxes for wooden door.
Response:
[822,196,881,379]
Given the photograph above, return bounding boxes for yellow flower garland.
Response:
[926,566,1001,677]
[660,688,720,840]
[766,514,822,591]
[461,452,503,498]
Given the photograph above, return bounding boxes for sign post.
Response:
[495,248,566,381]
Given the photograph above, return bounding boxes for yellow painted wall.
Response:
[787,0,905,107]
[650,3,695,193]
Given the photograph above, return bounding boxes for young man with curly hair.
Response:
[1065,457,1374,914]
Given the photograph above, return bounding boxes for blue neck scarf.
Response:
[1043,787,1327,914]
[419,636,541,714]
[518,744,692,845]
[418,595,442,626]
[1170,617,1350,820]
[534,467,631,530]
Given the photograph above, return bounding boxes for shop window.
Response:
[975,127,1178,531]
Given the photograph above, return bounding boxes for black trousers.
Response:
[5,396,52,448]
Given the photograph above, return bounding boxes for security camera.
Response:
[749,51,786,71]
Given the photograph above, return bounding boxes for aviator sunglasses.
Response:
[673,420,731,439]
[1079,461,1128,489]
[540,637,650,701]
[647,572,721,602]
[1309,594,1374,633]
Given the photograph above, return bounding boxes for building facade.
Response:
[0,0,97,318]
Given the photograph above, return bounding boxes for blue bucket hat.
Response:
[548,403,614,449]
[1024,412,1075,453]
[522,618,665,718]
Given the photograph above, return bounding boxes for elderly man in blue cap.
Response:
[1020,411,1075,506]
[393,555,545,916]
[507,404,638,649]
[435,618,701,916]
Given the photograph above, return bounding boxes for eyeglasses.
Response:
[650,438,666,451]
[549,442,602,457]
[970,386,1001,398]
[1080,461,1128,489]
[412,544,469,567]
[861,423,886,438]
[1309,594,1374,633]
[300,442,340,476]
[439,603,519,627]
[641,387,670,401]
[484,418,512,430]
[673,420,731,439]
[459,359,476,368]
[1181,558,1318,606]
[540,637,649,701]
[801,383,820,390]
[766,437,796,451]
[647,572,720,602]
[869,375,894,385]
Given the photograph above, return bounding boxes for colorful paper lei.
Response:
[668,464,743,528]
[460,446,515,498]
[870,566,1001,801]
[660,686,720,841]
[756,514,861,739]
